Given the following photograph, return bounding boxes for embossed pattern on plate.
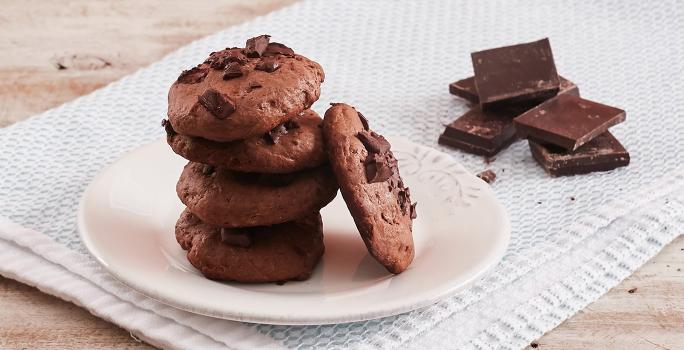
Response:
[78,137,510,325]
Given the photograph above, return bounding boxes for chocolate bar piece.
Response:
[438,107,520,156]
[529,131,629,176]
[471,38,560,108]
[515,94,626,151]
[449,76,579,104]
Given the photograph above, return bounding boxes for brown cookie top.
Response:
[168,35,325,142]
[165,109,327,173]
[176,208,324,282]
[177,162,338,227]
[322,103,416,274]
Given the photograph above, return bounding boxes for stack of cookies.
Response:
[162,35,338,283]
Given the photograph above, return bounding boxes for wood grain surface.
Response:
[0,1,682,349]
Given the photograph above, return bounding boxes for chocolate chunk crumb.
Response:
[201,164,215,175]
[410,202,418,219]
[357,131,391,154]
[245,35,271,57]
[161,119,175,136]
[199,89,235,119]
[223,62,243,80]
[177,66,208,84]
[358,112,370,131]
[263,42,295,57]
[627,288,637,294]
[477,169,497,184]
[570,196,576,201]
[255,56,280,72]
[530,342,539,348]
[220,228,252,247]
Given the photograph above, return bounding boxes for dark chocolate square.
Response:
[471,38,560,108]
[438,107,521,156]
[449,75,579,104]
[515,94,626,151]
[529,131,629,176]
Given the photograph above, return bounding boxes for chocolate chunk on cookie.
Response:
[176,209,324,282]
[322,103,415,274]
[168,36,325,142]
[177,162,338,227]
[166,109,327,173]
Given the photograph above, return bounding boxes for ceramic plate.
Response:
[78,137,509,325]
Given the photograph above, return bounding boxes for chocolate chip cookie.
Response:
[322,103,416,274]
[177,162,338,227]
[168,35,325,142]
[165,109,327,173]
[176,208,324,282]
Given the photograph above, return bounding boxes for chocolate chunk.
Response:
[177,66,208,84]
[364,153,394,183]
[255,56,280,72]
[245,35,271,57]
[476,169,497,184]
[528,131,630,176]
[357,112,370,131]
[265,124,288,144]
[222,62,243,80]
[438,106,522,156]
[220,228,252,247]
[201,164,215,175]
[449,77,480,104]
[471,38,560,108]
[357,131,391,154]
[198,89,236,119]
[161,119,175,136]
[207,50,248,69]
[515,94,626,151]
[410,202,418,219]
[263,42,295,57]
[449,75,579,104]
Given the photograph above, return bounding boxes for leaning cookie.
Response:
[164,109,327,173]
[168,35,325,142]
[176,208,324,282]
[322,103,416,274]
[177,162,338,227]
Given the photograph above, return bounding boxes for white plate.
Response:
[78,137,510,325]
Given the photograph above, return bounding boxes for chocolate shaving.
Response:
[245,35,271,57]
[410,202,418,219]
[255,56,280,72]
[220,228,252,247]
[357,112,370,131]
[223,62,243,80]
[177,66,207,84]
[201,164,215,176]
[357,131,391,154]
[263,42,295,57]
[198,89,236,119]
[161,119,175,136]
[476,169,497,184]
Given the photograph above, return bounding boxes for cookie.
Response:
[177,162,338,227]
[322,103,416,274]
[176,208,324,282]
[165,109,327,173]
[168,35,325,142]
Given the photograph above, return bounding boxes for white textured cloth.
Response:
[1,0,684,349]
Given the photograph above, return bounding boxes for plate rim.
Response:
[78,137,510,325]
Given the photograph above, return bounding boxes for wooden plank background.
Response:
[0,1,682,349]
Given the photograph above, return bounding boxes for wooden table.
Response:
[1,1,682,349]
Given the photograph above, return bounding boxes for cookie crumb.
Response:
[628,288,637,294]
[530,342,539,348]
[477,169,497,184]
